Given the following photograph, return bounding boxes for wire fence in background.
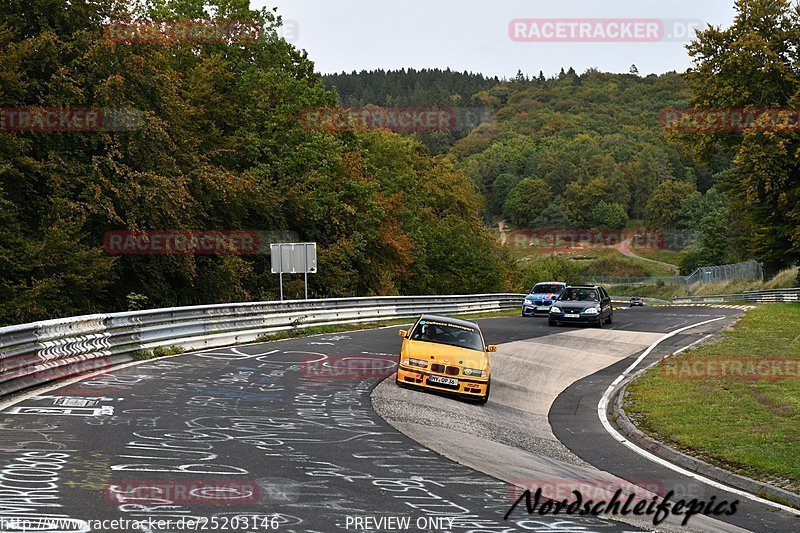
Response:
[586,260,764,293]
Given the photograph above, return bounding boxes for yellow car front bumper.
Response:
[396,365,489,397]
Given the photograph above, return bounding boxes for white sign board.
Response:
[270,242,317,274]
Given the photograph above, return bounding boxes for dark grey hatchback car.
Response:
[548,285,613,327]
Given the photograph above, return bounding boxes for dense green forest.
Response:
[323,69,502,152]
[449,70,749,275]
[324,68,498,107]
[0,0,513,325]
[324,68,737,272]
[0,0,797,325]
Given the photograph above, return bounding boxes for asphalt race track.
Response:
[374,307,797,532]
[0,306,796,532]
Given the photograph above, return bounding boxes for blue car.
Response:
[522,282,566,316]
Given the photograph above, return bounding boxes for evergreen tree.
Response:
[685,0,800,273]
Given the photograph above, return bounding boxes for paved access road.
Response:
[0,305,792,532]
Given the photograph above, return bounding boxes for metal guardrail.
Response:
[741,287,800,302]
[672,287,800,304]
[0,294,524,398]
[610,296,671,305]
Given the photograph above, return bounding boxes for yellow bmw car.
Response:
[395,314,495,404]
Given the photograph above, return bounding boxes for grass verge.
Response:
[132,345,185,360]
[581,249,676,277]
[605,283,684,300]
[636,249,681,266]
[624,304,800,496]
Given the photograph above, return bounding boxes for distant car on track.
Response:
[630,297,644,307]
[522,281,566,316]
[549,285,613,328]
[396,314,494,404]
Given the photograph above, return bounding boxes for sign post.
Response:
[270,242,317,300]
[303,246,308,300]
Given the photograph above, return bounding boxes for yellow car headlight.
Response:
[463,367,487,378]
[402,357,428,368]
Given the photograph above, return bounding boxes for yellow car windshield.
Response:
[410,320,484,351]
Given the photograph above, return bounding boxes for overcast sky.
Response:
[260,1,737,78]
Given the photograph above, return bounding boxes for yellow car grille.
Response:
[430,363,460,376]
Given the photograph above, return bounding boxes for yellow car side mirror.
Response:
[398,329,408,338]
[486,345,497,352]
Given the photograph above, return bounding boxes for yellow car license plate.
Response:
[428,375,458,386]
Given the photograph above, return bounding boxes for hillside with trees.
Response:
[326,21,800,280]
[681,0,800,275]
[450,70,743,275]
[0,0,513,325]
[324,67,741,273]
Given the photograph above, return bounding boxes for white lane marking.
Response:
[666,318,690,330]
[606,317,723,390]
[671,334,714,356]
[598,317,800,516]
